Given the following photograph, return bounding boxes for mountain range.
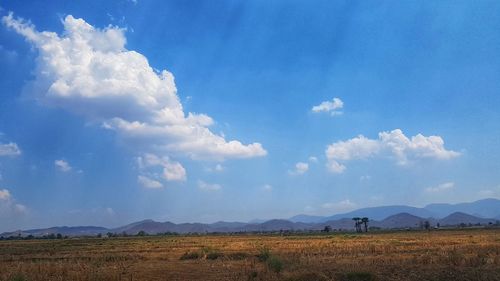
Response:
[2,198,499,237]
[289,198,500,222]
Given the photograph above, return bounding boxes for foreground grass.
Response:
[0,229,499,281]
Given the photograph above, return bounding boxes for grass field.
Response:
[1,229,499,281]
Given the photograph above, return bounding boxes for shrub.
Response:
[9,274,27,281]
[248,271,258,280]
[227,252,249,260]
[180,251,200,260]
[257,247,271,262]
[206,251,224,260]
[343,272,375,281]
[266,255,284,273]
[285,272,328,281]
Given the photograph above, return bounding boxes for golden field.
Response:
[1,229,499,281]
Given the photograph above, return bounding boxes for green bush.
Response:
[257,247,271,262]
[266,255,284,273]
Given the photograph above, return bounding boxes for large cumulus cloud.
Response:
[3,13,266,185]
[326,129,460,173]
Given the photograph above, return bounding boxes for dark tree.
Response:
[361,217,369,232]
[424,221,430,230]
[323,226,332,233]
[352,217,362,233]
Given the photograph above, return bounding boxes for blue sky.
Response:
[1,0,500,232]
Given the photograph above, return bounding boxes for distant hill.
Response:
[289,214,325,223]
[112,220,178,234]
[438,212,496,226]
[323,218,358,230]
[1,226,108,237]
[425,199,500,218]
[3,198,499,237]
[289,198,500,223]
[323,205,435,222]
[373,213,433,229]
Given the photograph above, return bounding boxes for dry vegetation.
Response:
[1,229,499,281]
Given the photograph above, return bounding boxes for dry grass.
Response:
[1,229,499,281]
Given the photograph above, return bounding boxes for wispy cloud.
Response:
[0,188,28,217]
[0,142,21,156]
[308,156,318,163]
[312,98,343,116]
[198,180,221,191]
[262,184,273,191]
[321,199,357,212]
[425,182,455,193]
[137,175,163,189]
[206,164,224,173]
[289,162,309,175]
[54,159,72,172]
[137,153,186,182]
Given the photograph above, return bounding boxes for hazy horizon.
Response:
[1,1,500,233]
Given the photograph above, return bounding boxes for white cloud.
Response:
[0,142,21,156]
[289,162,309,175]
[262,184,272,191]
[360,175,372,181]
[477,186,500,199]
[379,129,460,164]
[0,189,10,200]
[304,205,315,213]
[321,199,357,212]
[326,129,460,173]
[308,156,318,163]
[425,182,455,193]
[105,207,115,216]
[137,175,163,189]
[312,97,343,116]
[206,164,224,173]
[137,153,186,182]
[0,188,27,217]
[2,13,266,163]
[54,159,72,172]
[326,161,346,173]
[214,164,224,172]
[198,180,221,191]
[369,195,384,202]
[478,189,494,197]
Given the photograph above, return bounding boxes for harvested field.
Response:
[1,229,499,281]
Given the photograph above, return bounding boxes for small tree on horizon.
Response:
[361,217,369,232]
[352,217,362,233]
[424,221,430,230]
